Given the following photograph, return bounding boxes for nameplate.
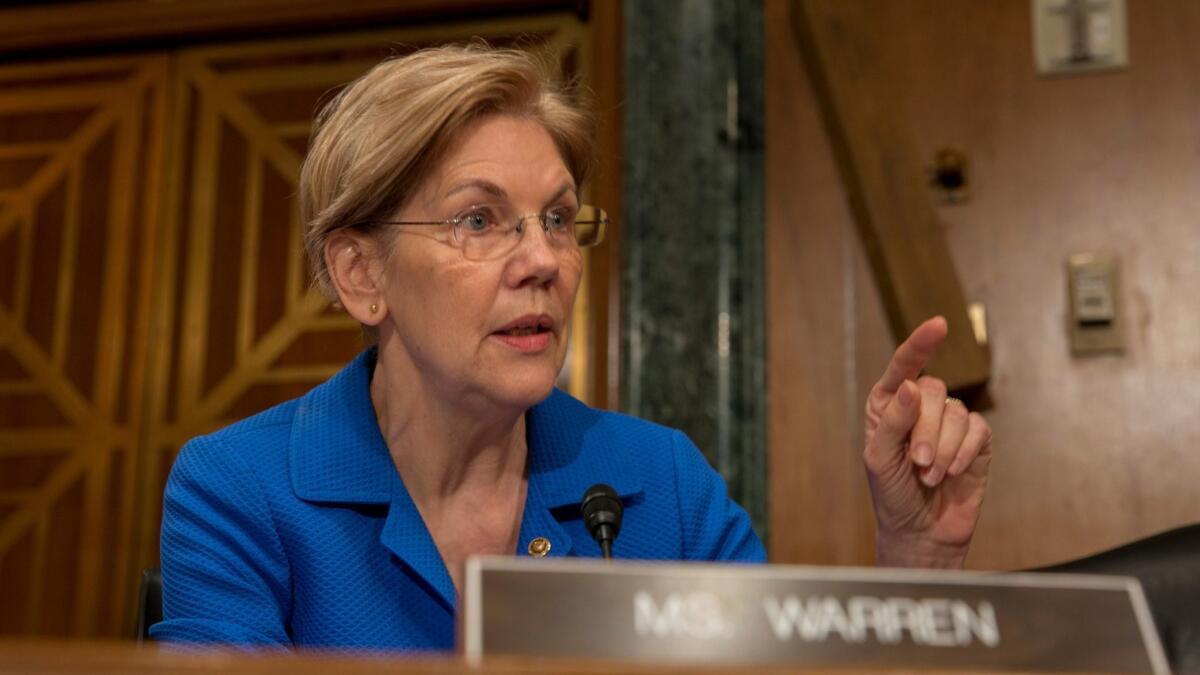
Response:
[462,558,1167,673]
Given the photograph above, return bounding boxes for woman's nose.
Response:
[504,216,561,287]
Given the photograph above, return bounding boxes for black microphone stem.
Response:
[581,483,623,560]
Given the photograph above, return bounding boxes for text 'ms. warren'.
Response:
[633,591,1000,648]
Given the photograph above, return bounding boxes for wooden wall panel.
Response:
[767,0,1200,570]
[0,10,618,640]
[0,56,167,636]
[134,12,600,612]
[788,0,990,393]
[765,0,886,566]
[0,0,580,58]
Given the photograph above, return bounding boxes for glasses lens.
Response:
[574,205,608,247]
[453,204,516,260]
[451,204,608,259]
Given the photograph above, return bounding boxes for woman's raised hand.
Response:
[862,317,993,568]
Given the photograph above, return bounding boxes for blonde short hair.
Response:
[299,43,596,300]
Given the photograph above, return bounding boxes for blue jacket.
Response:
[151,348,764,651]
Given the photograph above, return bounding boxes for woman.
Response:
[152,44,992,650]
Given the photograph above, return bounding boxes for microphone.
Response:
[581,483,623,559]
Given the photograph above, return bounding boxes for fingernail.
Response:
[921,464,944,487]
[898,382,914,407]
[913,442,934,467]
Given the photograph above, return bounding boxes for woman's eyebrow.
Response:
[443,179,578,204]
[546,182,578,204]
[443,179,507,200]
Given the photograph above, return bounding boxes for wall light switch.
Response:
[1067,253,1123,355]
[1033,0,1128,75]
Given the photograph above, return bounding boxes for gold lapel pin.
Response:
[527,537,551,558]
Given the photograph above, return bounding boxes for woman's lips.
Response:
[491,314,555,353]
[490,330,552,352]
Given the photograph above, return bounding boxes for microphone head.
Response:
[581,483,623,544]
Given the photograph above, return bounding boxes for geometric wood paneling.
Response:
[1,11,600,640]
[135,16,594,584]
[0,55,167,637]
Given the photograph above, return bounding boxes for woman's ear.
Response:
[325,231,386,326]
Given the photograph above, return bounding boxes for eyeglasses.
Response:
[368,203,608,262]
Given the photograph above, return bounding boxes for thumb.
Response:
[864,379,920,473]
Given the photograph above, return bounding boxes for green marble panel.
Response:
[621,0,767,542]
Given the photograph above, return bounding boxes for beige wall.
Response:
[767,0,1200,570]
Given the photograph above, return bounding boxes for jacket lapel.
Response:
[289,349,456,610]
[288,353,644,608]
[522,389,644,558]
[380,470,458,612]
[289,349,392,505]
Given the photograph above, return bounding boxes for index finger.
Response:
[875,316,949,394]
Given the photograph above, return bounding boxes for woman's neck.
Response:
[368,345,529,507]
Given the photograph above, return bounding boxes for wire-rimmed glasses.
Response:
[368,203,608,262]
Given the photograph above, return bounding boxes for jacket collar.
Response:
[290,348,393,504]
[524,389,643,508]
[288,349,645,607]
[507,388,645,563]
[290,349,643,508]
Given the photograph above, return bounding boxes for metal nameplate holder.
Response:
[462,558,1168,673]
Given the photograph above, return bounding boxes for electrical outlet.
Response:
[1067,253,1123,355]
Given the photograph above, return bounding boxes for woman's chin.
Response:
[480,367,559,411]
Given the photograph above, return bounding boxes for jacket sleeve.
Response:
[149,434,292,648]
[669,430,767,563]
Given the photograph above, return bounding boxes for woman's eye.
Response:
[459,209,492,232]
[546,207,573,230]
